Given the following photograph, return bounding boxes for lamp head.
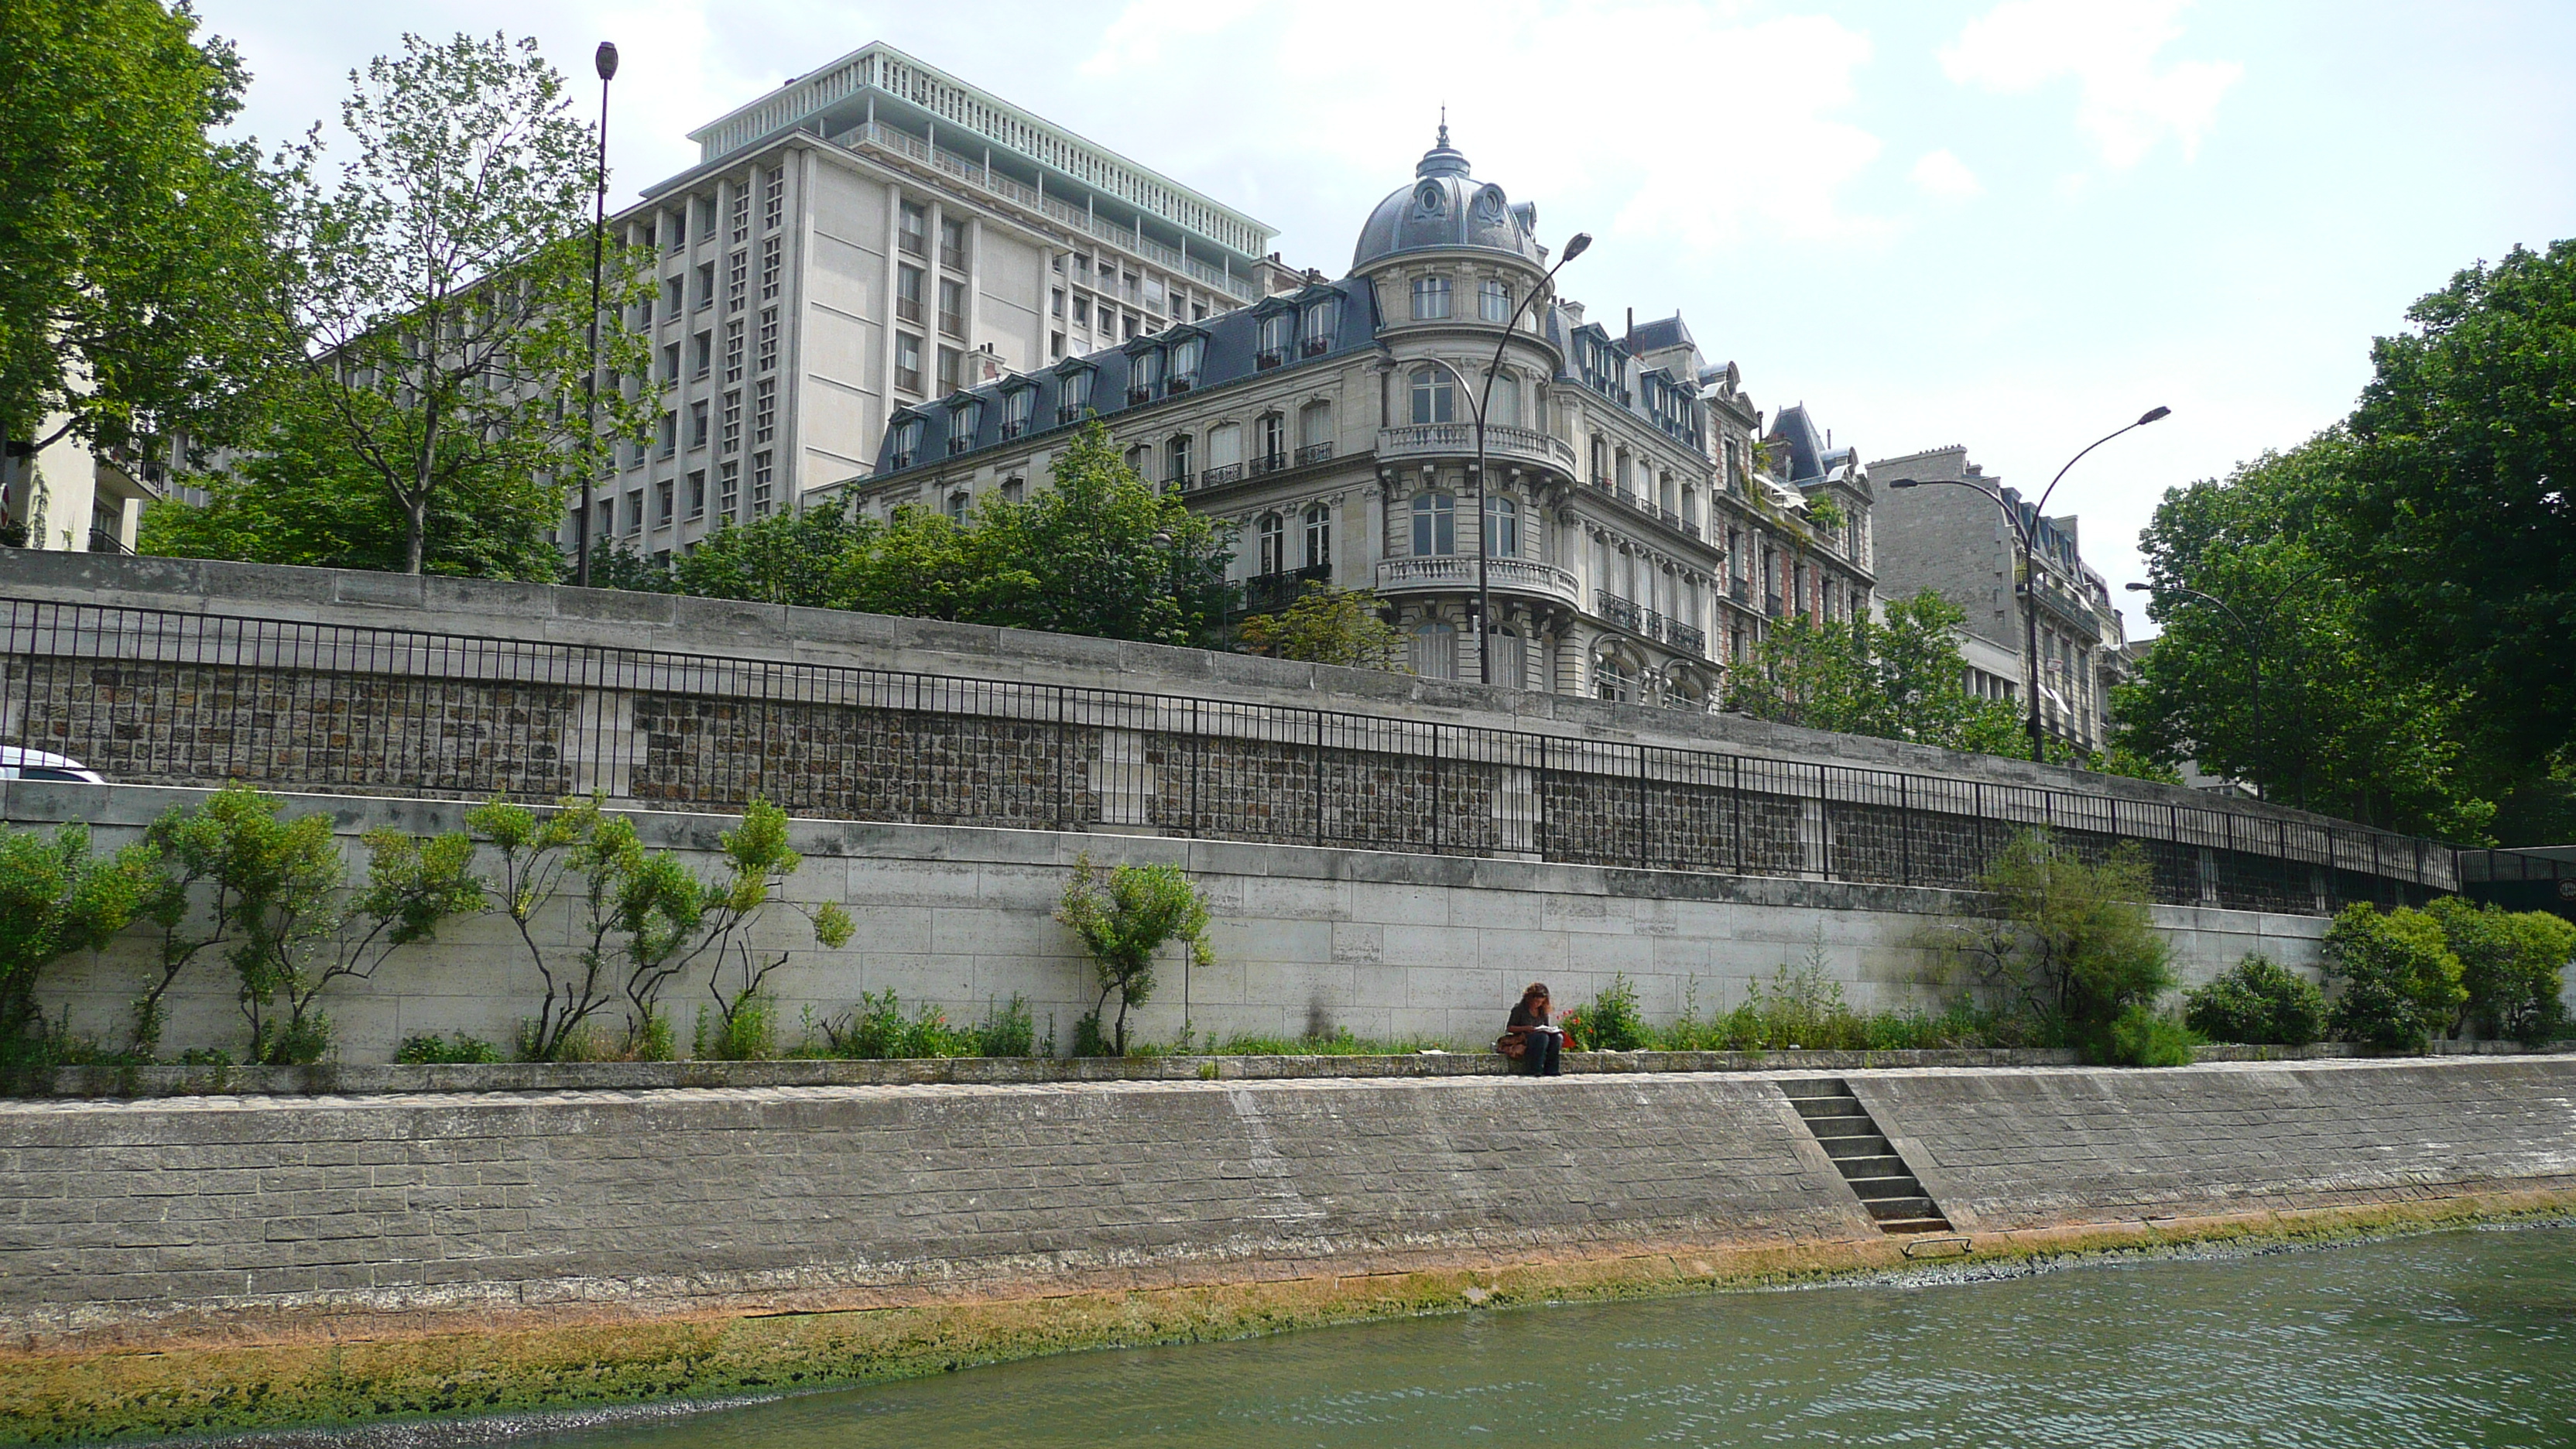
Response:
[2123,582,2149,592]
[594,42,619,81]
[1561,231,1592,262]
[1887,478,1920,489]
[2137,405,2171,426]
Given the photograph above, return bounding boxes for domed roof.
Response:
[1351,125,1543,272]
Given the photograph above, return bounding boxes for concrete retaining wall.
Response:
[2,1057,2570,1345]
[7,783,2327,1064]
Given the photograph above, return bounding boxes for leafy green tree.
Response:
[2424,896,2574,1044]
[1725,591,2024,752]
[1937,831,2174,1053]
[272,32,653,574]
[1238,585,1406,670]
[2321,903,2466,1050]
[0,822,163,1068]
[2180,954,2327,1046]
[0,0,289,467]
[1054,851,1214,1055]
[670,503,875,608]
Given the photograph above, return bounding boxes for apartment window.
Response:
[1410,274,1451,320]
[1049,331,1064,360]
[946,488,970,521]
[759,237,781,301]
[1409,365,1455,425]
[1166,432,1192,485]
[726,250,747,310]
[948,399,982,454]
[1256,308,1293,364]
[760,166,784,230]
[751,450,773,515]
[718,459,740,518]
[686,469,705,520]
[1485,495,1519,558]
[757,307,779,372]
[936,345,963,394]
[1257,412,1286,468]
[752,379,776,444]
[636,296,653,328]
[596,498,615,543]
[1001,477,1024,503]
[663,276,683,314]
[1303,504,1331,570]
[1129,346,1163,400]
[656,478,674,526]
[1122,271,1140,303]
[1411,492,1456,556]
[1299,401,1332,454]
[1410,623,1457,680]
[1166,334,1204,392]
[889,417,923,469]
[895,333,923,394]
[898,201,927,259]
[1002,386,1033,439]
[1478,278,1510,323]
[729,189,749,244]
[723,319,744,382]
[623,489,644,535]
[668,211,686,250]
[690,331,711,378]
[721,389,742,453]
[688,400,708,449]
[1257,512,1285,575]
[636,223,655,249]
[939,217,967,271]
[937,277,966,339]
[1057,367,1092,421]
[1142,276,1166,314]
[1051,288,1064,318]
[896,265,924,324]
[1303,296,1341,353]
[1072,295,1091,327]
[661,341,681,382]
[1489,368,1520,428]
[656,410,677,458]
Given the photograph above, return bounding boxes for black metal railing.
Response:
[0,597,2452,914]
[1242,564,1332,615]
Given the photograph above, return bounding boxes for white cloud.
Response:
[1910,148,1984,200]
[1939,0,2242,167]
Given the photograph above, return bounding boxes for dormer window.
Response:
[1001,385,1033,439]
[1129,347,1163,404]
[1057,366,1094,423]
[889,416,924,471]
[1258,309,1293,367]
[947,398,982,454]
[1301,296,1340,355]
[1168,334,1204,392]
[1411,275,1452,321]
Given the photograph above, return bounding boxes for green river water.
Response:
[519,1226,2575,1448]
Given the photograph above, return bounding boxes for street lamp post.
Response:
[1889,406,2169,763]
[1415,231,1590,686]
[574,40,618,589]
[2126,559,2329,800]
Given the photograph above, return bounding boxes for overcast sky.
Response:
[200,0,2574,634]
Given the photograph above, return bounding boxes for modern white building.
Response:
[0,413,159,556]
[584,42,1300,563]
[824,128,1876,705]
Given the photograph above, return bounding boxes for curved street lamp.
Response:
[1410,231,1591,686]
[1889,406,2169,762]
[574,40,618,588]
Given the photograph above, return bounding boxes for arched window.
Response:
[1485,495,1519,558]
[889,416,923,469]
[1125,442,1152,477]
[1488,368,1520,428]
[1595,654,1632,703]
[1298,400,1333,454]
[1410,622,1458,680]
[1168,335,1204,388]
[1411,492,1456,556]
[1257,512,1286,575]
[1257,413,1286,469]
[1205,423,1242,481]
[1257,309,1294,361]
[1301,296,1341,353]
[1410,275,1452,321]
[1409,365,1455,426]
[945,488,971,522]
[1303,504,1331,570]
[1478,278,1510,323]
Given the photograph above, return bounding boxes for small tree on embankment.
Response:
[1055,852,1214,1056]
[1934,830,2189,1065]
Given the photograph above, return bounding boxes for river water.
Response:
[522,1226,2574,1448]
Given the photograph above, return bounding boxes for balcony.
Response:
[940,244,966,272]
[1243,564,1333,614]
[1379,555,1581,609]
[1376,423,1577,472]
[1302,334,1331,357]
[1668,621,1708,657]
[1294,441,1334,467]
[1200,461,1244,486]
[1164,469,1194,489]
[939,310,967,340]
[898,231,927,259]
[1595,590,1651,638]
[896,296,922,324]
[1256,348,1286,370]
[1249,452,1290,478]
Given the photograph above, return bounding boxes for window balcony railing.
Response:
[1242,564,1334,615]
[940,245,966,272]
[896,297,922,324]
[947,435,972,456]
[1729,577,1749,605]
[1302,334,1331,357]
[1378,555,1581,608]
[1294,441,1334,467]
[938,310,966,340]
[1057,404,1083,423]
[1200,461,1244,486]
[1256,347,1287,370]
[1766,591,1784,618]
[1165,469,1194,489]
[897,231,927,259]
[1249,452,1290,477]
[1128,385,1156,406]
[1668,621,1708,657]
[1375,423,1577,471]
[896,367,923,394]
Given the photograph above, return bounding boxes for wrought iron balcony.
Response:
[1375,423,1577,471]
[1668,621,1708,657]
[1243,564,1333,614]
[1249,452,1290,478]
[1595,590,1646,635]
[1294,441,1334,467]
[1377,555,1581,608]
[1200,462,1244,486]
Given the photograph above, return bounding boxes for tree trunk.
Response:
[406,395,438,574]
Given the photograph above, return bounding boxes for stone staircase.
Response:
[1780,1077,1953,1235]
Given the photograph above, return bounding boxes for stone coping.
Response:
[26,1040,2566,1099]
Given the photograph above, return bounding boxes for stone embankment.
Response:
[2,1056,2571,1444]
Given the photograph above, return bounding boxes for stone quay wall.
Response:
[7,783,2330,1064]
[2,1057,2570,1347]
[0,553,2449,916]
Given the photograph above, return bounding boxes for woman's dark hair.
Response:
[1519,981,1550,1006]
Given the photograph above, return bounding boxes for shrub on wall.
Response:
[2182,954,2328,1046]
[0,822,162,1074]
[1936,831,2174,1060]
[2425,896,2574,1045]
[2322,903,2466,1051]
[1056,853,1214,1056]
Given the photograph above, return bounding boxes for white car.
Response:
[0,747,107,783]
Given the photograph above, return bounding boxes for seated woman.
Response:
[1501,981,1564,1076]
